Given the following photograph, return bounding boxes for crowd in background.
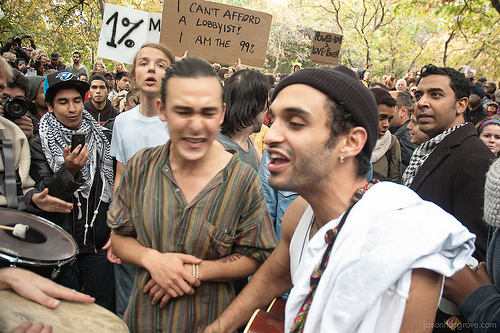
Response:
[1,33,500,333]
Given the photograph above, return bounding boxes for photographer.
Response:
[1,35,33,63]
[0,69,33,139]
[32,49,50,76]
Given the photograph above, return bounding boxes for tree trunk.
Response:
[492,0,500,15]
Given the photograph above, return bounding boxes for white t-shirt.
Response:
[110,105,169,164]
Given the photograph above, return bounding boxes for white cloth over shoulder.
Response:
[285,182,475,333]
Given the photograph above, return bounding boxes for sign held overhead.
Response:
[160,0,272,68]
[310,31,343,66]
[97,4,162,64]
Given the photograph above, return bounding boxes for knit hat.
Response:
[370,87,395,106]
[26,76,45,102]
[271,65,379,156]
[43,71,89,99]
[484,158,500,227]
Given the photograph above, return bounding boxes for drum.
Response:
[0,208,78,280]
[0,290,129,332]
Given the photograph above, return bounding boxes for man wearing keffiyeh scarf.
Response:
[403,64,495,333]
[29,71,115,311]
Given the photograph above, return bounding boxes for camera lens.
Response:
[3,98,28,120]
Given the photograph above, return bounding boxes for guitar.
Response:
[243,298,286,333]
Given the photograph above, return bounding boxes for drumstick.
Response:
[0,224,29,239]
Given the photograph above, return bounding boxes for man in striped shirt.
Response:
[108,57,277,332]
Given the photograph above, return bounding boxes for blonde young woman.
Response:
[113,61,126,74]
[32,49,50,76]
[92,59,106,74]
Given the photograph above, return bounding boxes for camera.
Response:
[2,98,29,120]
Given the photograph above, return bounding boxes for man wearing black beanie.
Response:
[206,66,475,333]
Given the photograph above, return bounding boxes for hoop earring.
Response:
[340,156,345,164]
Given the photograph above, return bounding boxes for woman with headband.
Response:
[476,116,500,157]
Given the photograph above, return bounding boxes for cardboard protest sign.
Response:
[160,0,272,68]
[97,4,162,64]
[310,31,343,66]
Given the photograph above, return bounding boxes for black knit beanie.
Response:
[369,87,395,105]
[271,65,379,156]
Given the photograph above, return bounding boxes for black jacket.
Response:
[410,123,495,261]
[84,99,119,125]
[392,120,417,172]
[29,134,111,252]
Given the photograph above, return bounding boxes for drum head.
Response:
[0,290,129,332]
[0,208,78,265]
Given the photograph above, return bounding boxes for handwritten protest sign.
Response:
[97,4,162,64]
[310,31,343,66]
[160,0,272,68]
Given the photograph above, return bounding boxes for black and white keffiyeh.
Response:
[402,123,465,187]
[38,110,114,203]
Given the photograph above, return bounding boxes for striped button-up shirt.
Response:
[108,142,277,332]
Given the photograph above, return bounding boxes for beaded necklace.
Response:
[290,179,380,332]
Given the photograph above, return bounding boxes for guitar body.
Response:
[243,298,286,333]
[267,298,286,318]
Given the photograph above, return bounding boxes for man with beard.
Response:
[205,65,475,333]
[65,51,88,78]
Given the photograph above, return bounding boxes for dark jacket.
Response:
[0,43,30,62]
[84,99,119,125]
[471,82,486,99]
[48,60,66,71]
[392,120,417,172]
[460,226,500,331]
[463,105,489,125]
[409,123,494,261]
[29,134,111,252]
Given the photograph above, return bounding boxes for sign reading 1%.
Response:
[105,11,144,49]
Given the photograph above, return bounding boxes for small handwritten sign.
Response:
[160,0,272,68]
[97,4,162,64]
[310,31,343,66]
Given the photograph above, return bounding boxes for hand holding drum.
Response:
[0,267,95,308]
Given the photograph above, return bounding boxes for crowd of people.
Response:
[1,35,500,333]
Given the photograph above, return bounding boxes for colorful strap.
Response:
[290,179,379,332]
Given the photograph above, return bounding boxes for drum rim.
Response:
[0,207,79,264]
[0,251,77,267]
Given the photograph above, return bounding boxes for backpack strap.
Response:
[0,128,19,208]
